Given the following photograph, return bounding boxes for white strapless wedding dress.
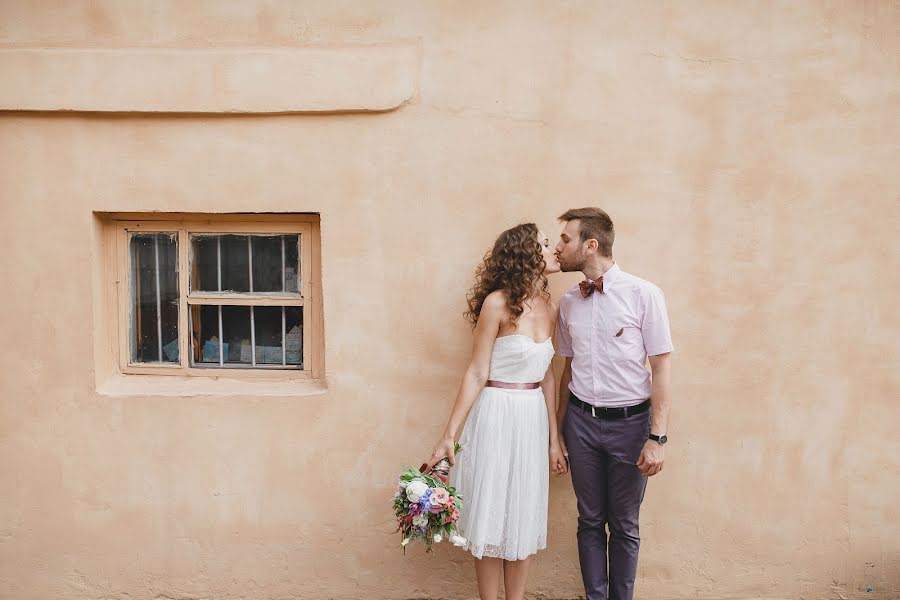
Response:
[453,335,554,560]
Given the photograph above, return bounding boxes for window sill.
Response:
[96,373,327,397]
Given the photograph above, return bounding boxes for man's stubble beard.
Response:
[558,251,586,273]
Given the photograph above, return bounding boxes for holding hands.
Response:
[550,432,568,476]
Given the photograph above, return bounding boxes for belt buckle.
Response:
[591,405,596,418]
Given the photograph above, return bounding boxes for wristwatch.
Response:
[649,433,668,445]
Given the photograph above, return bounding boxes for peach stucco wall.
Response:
[1,2,898,599]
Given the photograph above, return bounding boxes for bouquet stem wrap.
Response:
[428,457,452,482]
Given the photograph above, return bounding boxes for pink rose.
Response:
[431,488,450,505]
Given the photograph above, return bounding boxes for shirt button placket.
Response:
[592,294,600,403]
[599,292,609,404]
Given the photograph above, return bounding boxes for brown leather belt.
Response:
[486,380,541,390]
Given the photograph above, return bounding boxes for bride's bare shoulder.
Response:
[482,290,511,314]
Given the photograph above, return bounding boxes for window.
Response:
[104,215,322,381]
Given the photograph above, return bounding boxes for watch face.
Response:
[658,435,668,445]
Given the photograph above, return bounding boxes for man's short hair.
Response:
[558,207,615,257]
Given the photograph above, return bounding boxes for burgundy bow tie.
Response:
[579,276,604,298]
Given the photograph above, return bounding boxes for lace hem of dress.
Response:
[464,536,547,561]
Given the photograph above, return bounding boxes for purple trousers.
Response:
[562,395,651,600]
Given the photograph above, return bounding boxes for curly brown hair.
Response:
[464,223,550,327]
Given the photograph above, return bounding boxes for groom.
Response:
[554,207,674,600]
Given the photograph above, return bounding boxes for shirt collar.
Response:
[600,262,621,286]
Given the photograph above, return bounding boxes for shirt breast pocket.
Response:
[608,324,643,363]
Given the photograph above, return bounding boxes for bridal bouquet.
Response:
[392,443,466,553]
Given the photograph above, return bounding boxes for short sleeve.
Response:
[555,298,574,357]
[641,285,674,356]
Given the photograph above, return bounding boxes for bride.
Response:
[426,223,568,600]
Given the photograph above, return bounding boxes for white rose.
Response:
[413,514,429,528]
[450,534,467,547]
[401,538,410,547]
[433,533,442,543]
[406,480,428,503]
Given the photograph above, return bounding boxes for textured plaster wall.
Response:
[0,2,898,599]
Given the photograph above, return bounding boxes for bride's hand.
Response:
[426,437,457,471]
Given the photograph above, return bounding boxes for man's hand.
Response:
[636,439,665,477]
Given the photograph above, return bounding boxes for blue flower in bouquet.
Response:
[418,488,433,512]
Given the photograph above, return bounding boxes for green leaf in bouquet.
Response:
[401,467,421,480]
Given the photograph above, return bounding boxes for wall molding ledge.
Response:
[0,46,418,114]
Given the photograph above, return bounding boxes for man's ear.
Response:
[585,238,599,254]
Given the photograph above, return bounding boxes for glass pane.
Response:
[220,235,250,292]
[190,234,299,294]
[191,304,220,365]
[191,305,252,365]
[251,236,282,293]
[254,306,283,364]
[285,235,300,293]
[191,236,220,291]
[285,306,303,367]
[190,304,302,369]
[130,233,179,363]
[222,305,252,364]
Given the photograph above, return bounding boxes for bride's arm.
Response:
[541,365,557,441]
[426,291,504,470]
[542,364,565,478]
[544,304,567,475]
